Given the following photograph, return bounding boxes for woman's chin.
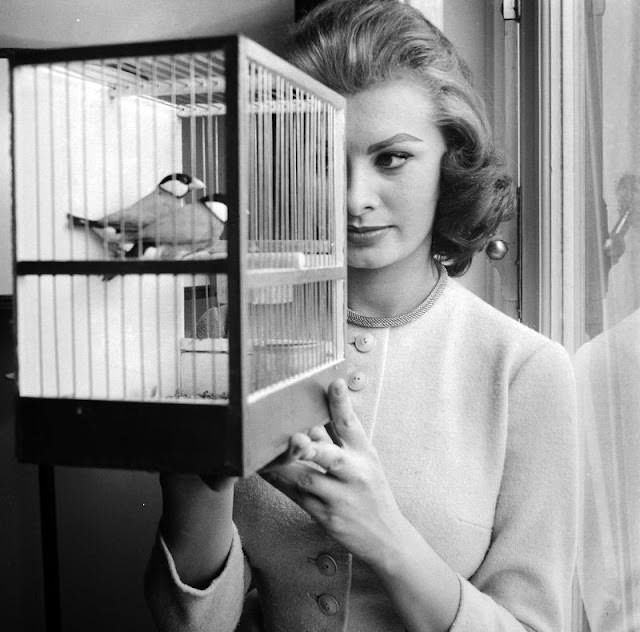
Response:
[347,257,386,271]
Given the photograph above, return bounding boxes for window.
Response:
[528,1,640,629]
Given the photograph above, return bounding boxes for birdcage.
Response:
[10,35,346,476]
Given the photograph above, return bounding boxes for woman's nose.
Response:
[347,162,378,217]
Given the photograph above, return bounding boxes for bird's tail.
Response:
[67,213,106,229]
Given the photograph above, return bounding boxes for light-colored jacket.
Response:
[146,278,578,631]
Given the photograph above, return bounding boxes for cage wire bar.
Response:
[11,35,346,475]
[244,58,342,396]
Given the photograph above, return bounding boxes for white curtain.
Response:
[574,1,640,629]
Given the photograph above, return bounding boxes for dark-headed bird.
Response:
[67,172,206,258]
[148,193,228,259]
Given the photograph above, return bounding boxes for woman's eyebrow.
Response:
[366,133,424,154]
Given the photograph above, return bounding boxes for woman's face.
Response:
[345,78,446,271]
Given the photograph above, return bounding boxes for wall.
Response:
[442,0,509,305]
[0,0,293,51]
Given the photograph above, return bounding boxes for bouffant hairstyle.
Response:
[286,0,515,276]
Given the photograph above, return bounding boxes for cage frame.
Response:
[10,34,347,476]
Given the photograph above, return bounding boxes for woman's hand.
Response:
[262,379,461,631]
[261,378,407,569]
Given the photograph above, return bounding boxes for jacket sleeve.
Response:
[449,341,579,631]
[144,523,251,632]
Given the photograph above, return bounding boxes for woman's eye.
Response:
[375,152,410,169]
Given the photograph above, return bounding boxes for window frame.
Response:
[520,0,588,353]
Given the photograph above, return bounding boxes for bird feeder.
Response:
[9,35,347,476]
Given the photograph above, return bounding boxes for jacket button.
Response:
[354,333,375,352]
[317,593,340,616]
[347,371,366,391]
[316,553,337,576]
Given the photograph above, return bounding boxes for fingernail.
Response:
[333,380,346,396]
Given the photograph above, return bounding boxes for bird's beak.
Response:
[190,176,206,190]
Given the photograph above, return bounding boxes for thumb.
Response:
[327,379,368,449]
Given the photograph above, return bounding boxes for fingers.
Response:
[261,426,332,473]
[304,441,352,478]
[290,425,333,455]
[262,378,367,485]
[310,424,333,443]
[289,433,314,459]
[273,379,367,478]
[261,461,335,505]
[327,379,368,449]
[263,466,328,521]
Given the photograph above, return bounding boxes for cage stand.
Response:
[39,465,62,632]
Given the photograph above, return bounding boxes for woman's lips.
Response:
[347,225,391,246]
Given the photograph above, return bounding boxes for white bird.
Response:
[151,193,228,255]
[135,193,228,262]
[67,172,206,258]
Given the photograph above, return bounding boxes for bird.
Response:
[149,193,228,259]
[67,172,206,258]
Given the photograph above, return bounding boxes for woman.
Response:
[145,1,578,630]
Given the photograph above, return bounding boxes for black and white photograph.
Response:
[0,1,638,630]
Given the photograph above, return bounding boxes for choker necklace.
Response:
[347,262,448,328]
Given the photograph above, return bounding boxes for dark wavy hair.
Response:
[286,0,515,276]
